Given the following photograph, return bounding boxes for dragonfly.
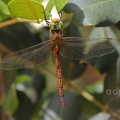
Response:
[0,18,119,108]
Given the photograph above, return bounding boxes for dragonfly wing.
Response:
[60,37,117,60]
[0,40,52,70]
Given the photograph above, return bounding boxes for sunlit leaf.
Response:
[55,0,69,13]
[64,0,120,26]
[45,0,54,18]
[2,0,11,4]
[35,0,44,2]
[86,80,104,93]
[45,0,69,18]
[0,0,10,15]
[8,0,45,23]
[15,75,32,85]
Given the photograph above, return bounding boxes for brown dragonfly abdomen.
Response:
[53,45,66,108]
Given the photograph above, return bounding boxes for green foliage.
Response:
[0,0,10,21]
[3,84,18,116]
[8,0,45,23]
[1,0,120,119]
[0,12,9,21]
[2,0,11,4]
[45,0,55,19]
[15,75,32,85]
[86,80,103,93]
[0,0,10,15]
[35,0,44,2]
[64,0,120,26]
[0,0,69,22]
[45,0,54,18]
[55,0,69,13]
[45,0,69,17]
[3,75,32,115]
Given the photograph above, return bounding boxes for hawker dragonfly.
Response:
[0,18,119,108]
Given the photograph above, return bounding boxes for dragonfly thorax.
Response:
[49,18,63,30]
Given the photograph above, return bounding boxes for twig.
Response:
[65,81,105,111]
[0,19,38,28]
[0,19,19,28]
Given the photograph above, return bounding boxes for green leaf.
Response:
[64,0,120,26]
[8,0,45,23]
[45,0,69,18]
[4,84,18,115]
[86,80,104,93]
[3,75,31,115]
[0,1,10,21]
[55,0,69,13]
[0,0,10,15]
[0,12,9,22]
[2,0,11,4]
[35,0,44,2]
[15,75,32,85]
[45,0,54,18]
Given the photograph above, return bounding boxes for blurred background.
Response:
[0,0,120,120]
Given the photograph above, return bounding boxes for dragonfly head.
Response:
[49,18,63,30]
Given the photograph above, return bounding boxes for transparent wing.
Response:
[60,37,118,60]
[0,40,52,70]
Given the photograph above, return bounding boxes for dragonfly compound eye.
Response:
[49,19,63,30]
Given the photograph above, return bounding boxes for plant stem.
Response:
[0,19,37,28]
[65,81,105,110]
